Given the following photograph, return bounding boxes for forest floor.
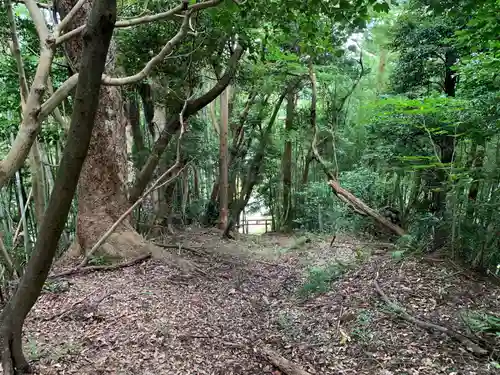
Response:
[17,228,500,374]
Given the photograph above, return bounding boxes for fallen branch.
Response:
[329,180,406,236]
[49,254,151,279]
[329,235,336,247]
[257,346,313,375]
[307,60,405,238]
[373,273,489,357]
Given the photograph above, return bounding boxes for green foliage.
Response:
[351,309,374,343]
[461,310,500,336]
[42,280,70,294]
[87,254,114,266]
[298,261,348,298]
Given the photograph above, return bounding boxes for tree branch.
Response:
[41,2,219,117]
[56,0,87,33]
[102,11,192,86]
[23,0,51,41]
[55,0,223,45]
[7,0,29,105]
[128,43,245,203]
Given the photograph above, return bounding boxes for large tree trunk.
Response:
[218,88,229,229]
[58,0,152,260]
[281,86,295,232]
[0,0,116,371]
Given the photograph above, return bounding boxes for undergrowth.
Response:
[461,310,500,336]
[298,261,349,298]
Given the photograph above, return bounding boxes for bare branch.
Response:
[102,12,192,86]
[0,47,55,189]
[56,0,223,45]
[40,74,78,120]
[56,24,85,45]
[46,76,70,131]
[7,0,29,105]
[42,13,191,113]
[23,0,51,41]
[0,0,58,189]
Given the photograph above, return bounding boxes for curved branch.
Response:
[42,10,192,114]
[102,12,192,86]
[55,0,223,45]
[128,43,245,203]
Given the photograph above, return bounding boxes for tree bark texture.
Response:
[58,0,151,259]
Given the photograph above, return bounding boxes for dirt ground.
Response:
[12,228,500,374]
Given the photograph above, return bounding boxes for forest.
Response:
[0,0,499,373]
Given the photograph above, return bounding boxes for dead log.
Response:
[307,62,405,238]
[374,274,489,356]
[328,180,406,236]
[258,347,313,375]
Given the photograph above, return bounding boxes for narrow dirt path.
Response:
[18,230,500,374]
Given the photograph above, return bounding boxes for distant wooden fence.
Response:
[237,218,272,234]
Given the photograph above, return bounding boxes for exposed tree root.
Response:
[373,273,490,357]
[257,346,313,375]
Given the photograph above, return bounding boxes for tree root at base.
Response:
[1,325,31,375]
[373,273,490,357]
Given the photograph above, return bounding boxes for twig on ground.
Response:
[42,289,114,321]
[337,304,344,331]
[49,254,151,279]
[329,235,336,247]
[373,272,489,357]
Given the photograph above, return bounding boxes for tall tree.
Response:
[0,0,116,370]
[57,0,153,259]
[281,85,296,232]
[219,87,229,229]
